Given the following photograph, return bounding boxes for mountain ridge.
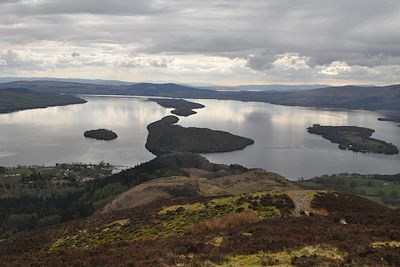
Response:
[1,80,399,111]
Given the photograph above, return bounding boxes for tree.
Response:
[5,213,39,232]
[0,166,6,174]
[377,190,386,198]
[390,190,399,200]
[366,180,375,187]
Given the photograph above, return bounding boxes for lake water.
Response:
[0,95,399,179]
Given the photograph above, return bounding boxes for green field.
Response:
[297,174,400,207]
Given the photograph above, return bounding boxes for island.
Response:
[307,124,399,155]
[145,115,254,155]
[378,117,400,122]
[149,98,205,117]
[84,129,118,141]
[171,108,197,116]
[0,88,86,114]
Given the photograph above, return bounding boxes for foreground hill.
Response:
[0,88,86,113]
[0,153,399,266]
[0,189,399,266]
[1,81,400,111]
[102,168,296,213]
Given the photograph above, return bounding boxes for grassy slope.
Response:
[0,153,399,266]
[102,168,297,213]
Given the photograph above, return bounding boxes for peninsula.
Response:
[0,88,86,114]
[307,124,399,155]
[145,115,254,155]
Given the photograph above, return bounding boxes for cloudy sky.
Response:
[0,0,399,85]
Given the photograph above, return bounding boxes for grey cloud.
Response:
[0,50,43,72]
[0,0,166,16]
[0,0,399,83]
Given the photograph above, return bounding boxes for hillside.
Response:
[0,153,399,266]
[0,190,399,266]
[102,168,296,213]
[0,88,86,113]
[268,85,400,111]
[296,173,400,208]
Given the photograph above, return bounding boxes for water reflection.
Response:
[0,96,399,179]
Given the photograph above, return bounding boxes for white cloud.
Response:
[273,53,310,70]
[319,61,351,76]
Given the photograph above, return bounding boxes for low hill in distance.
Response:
[1,81,400,111]
[269,85,400,111]
[145,116,255,155]
[206,84,328,92]
[0,88,86,113]
[0,77,134,86]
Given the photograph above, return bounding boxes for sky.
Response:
[0,0,399,86]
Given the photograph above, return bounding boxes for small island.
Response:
[307,124,399,155]
[149,98,205,117]
[84,129,118,141]
[145,115,254,155]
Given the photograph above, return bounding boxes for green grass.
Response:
[46,192,294,251]
[214,245,344,266]
[370,241,400,249]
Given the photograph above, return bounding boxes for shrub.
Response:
[4,213,39,232]
[189,211,260,234]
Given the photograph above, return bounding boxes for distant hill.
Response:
[206,84,328,92]
[1,80,399,111]
[0,88,86,113]
[268,85,400,110]
[0,77,134,86]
